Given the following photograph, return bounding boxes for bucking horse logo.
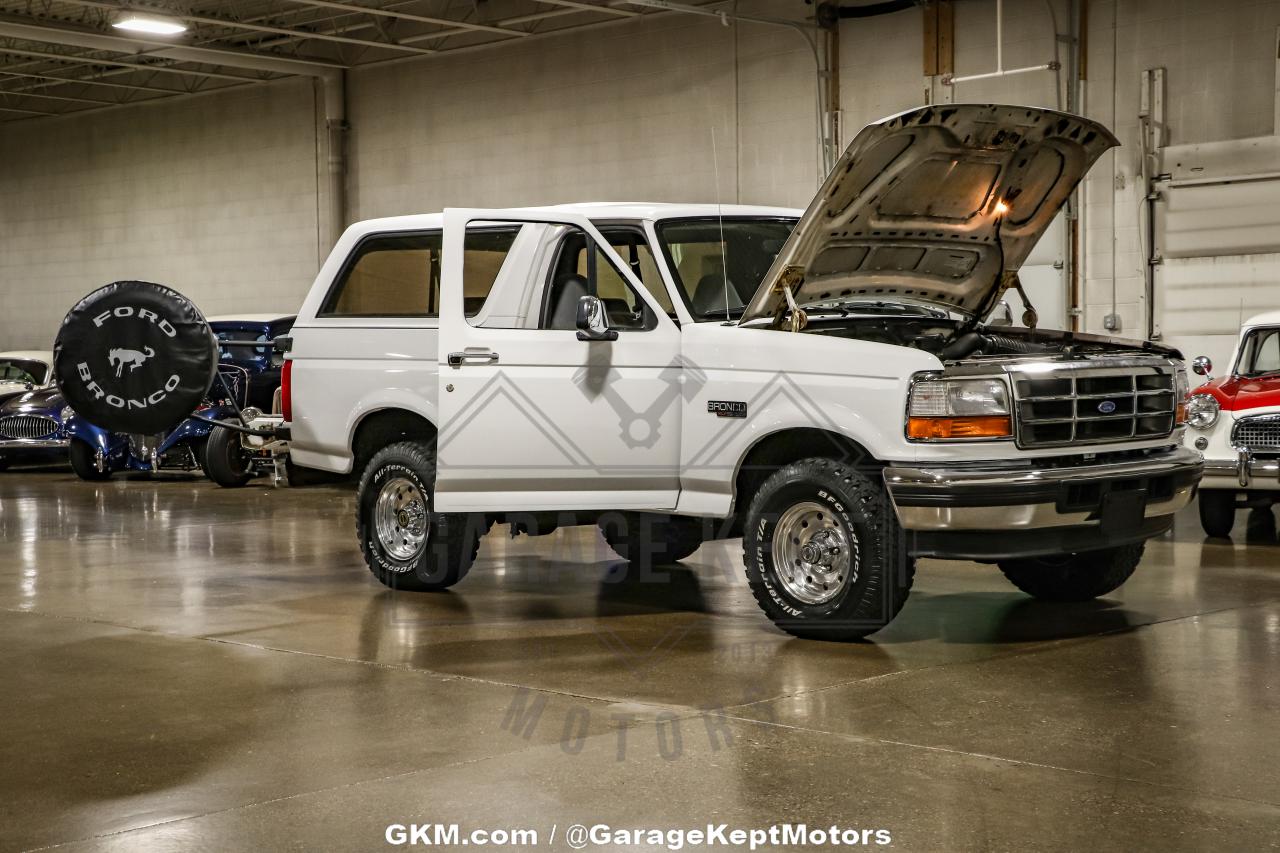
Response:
[108,346,155,378]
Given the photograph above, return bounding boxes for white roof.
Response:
[0,350,52,364]
[205,314,295,324]
[347,202,801,234]
[1245,310,1280,328]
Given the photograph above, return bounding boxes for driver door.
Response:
[435,208,683,513]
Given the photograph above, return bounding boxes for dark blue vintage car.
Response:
[0,386,72,470]
[63,315,295,484]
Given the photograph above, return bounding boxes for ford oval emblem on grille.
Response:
[1097,400,1117,414]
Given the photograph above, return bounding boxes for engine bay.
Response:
[803,313,1178,364]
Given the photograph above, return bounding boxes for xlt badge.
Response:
[708,400,748,419]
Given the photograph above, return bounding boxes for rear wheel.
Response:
[1198,490,1237,538]
[599,512,704,565]
[204,425,253,488]
[998,544,1144,601]
[68,441,111,481]
[743,458,914,641]
[356,441,483,591]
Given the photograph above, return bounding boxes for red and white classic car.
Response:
[1185,311,1280,537]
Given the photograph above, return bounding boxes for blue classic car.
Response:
[63,314,295,484]
[0,386,72,470]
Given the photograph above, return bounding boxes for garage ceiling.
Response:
[0,0,703,122]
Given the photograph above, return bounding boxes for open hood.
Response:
[741,104,1117,324]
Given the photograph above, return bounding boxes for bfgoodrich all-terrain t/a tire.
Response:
[356,441,484,592]
[743,458,914,641]
[997,544,1144,601]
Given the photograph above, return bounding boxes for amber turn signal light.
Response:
[907,416,1013,440]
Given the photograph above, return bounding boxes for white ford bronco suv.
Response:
[281,104,1203,640]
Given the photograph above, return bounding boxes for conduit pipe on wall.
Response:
[619,0,836,179]
[942,0,1057,85]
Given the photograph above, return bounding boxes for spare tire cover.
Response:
[54,281,217,434]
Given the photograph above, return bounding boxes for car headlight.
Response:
[1185,393,1220,430]
[59,406,74,423]
[907,375,1013,440]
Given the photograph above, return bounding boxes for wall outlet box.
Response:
[1103,313,1122,331]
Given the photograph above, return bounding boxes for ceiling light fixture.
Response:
[113,15,188,35]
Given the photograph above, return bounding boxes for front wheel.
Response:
[68,441,111,481]
[998,544,1144,601]
[356,441,483,591]
[1198,490,1237,538]
[204,425,253,488]
[743,458,914,641]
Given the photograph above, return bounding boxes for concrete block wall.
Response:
[0,78,318,349]
[347,7,819,220]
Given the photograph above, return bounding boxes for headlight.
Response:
[1185,393,1220,430]
[907,376,1013,440]
[59,406,74,422]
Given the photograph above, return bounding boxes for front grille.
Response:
[1013,366,1177,448]
[1232,415,1280,454]
[0,415,58,440]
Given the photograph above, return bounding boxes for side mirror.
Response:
[575,295,618,342]
[1192,355,1212,377]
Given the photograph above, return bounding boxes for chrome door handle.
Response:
[447,351,499,366]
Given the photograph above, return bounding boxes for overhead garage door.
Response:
[1153,160,1280,371]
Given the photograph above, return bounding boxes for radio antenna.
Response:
[711,126,731,324]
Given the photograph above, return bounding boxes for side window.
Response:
[321,233,439,318]
[1250,329,1280,374]
[540,228,657,331]
[601,231,674,315]
[320,228,519,318]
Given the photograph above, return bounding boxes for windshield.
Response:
[0,358,48,385]
[655,217,797,321]
[1237,326,1280,377]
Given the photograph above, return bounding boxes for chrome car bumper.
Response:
[884,446,1203,560]
[0,438,68,450]
[1202,450,1280,491]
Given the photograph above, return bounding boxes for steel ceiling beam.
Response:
[0,77,115,103]
[48,0,437,55]
[275,0,530,38]
[0,67,176,94]
[0,19,343,74]
[0,102,55,114]
[530,0,639,17]
[0,43,258,82]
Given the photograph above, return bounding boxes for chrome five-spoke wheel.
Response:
[771,500,856,605]
[374,476,430,561]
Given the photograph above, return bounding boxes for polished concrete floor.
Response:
[1,467,1279,851]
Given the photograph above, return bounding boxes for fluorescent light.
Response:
[113,15,187,35]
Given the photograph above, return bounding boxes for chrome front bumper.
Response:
[885,446,1202,532]
[1202,450,1280,490]
[0,438,68,451]
[883,447,1202,559]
